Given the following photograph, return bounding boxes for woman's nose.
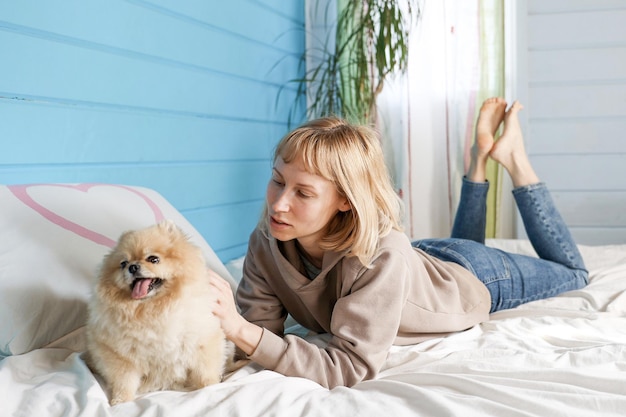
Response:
[272,190,290,212]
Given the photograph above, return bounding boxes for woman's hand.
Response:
[207,269,263,356]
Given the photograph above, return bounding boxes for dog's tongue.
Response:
[132,278,153,299]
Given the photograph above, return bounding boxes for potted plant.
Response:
[292,0,420,125]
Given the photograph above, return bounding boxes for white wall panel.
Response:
[516,0,626,244]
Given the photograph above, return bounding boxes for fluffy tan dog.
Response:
[86,220,233,405]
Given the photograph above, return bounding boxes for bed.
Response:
[1,183,625,417]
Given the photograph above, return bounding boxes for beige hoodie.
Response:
[236,228,491,388]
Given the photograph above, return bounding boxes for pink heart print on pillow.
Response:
[0,182,235,356]
[7,183,165,248]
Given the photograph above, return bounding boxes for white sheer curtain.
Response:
[378,0,512,240]
[304,0,513,240]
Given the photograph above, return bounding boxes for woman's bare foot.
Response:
[489,101,540,187]
[467,97,507,182]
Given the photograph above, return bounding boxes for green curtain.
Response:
[478,0,505,238]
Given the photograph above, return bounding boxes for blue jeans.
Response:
[413,178,588,313]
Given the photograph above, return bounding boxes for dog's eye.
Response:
[147,255,160,264]
[120,261,128,269]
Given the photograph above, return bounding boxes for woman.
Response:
[208,98,588,388]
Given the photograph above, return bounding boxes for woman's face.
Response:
[266,156,349,258]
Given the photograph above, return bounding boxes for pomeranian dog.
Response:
[86,220,233,405]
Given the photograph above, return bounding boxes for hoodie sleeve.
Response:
[243,248,411,388]
[236,243,289,338]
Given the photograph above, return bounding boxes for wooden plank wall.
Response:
[519,0,626,245]
[0,0,305,261]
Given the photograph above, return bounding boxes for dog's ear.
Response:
[157,219,183,237]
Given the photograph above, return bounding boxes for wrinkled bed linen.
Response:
[1,240,625,417]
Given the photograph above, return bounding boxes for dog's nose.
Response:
[128,264,140,274]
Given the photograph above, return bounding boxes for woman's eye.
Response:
[272,178,284,187]
[298,191,312,198]
[147,255,160,264]
[120,261,128,269]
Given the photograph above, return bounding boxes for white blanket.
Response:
[2,240,626,417]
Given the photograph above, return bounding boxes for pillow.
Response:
[0,183,236,357]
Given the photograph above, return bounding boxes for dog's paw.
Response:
[109,396,125,406]
[109,387,136,406]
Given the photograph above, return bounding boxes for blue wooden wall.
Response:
[0,0,306,262]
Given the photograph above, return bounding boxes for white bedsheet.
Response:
[2,240,625,417]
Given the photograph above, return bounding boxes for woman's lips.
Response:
[270,216,290,229]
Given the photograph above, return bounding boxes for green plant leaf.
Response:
[286,0,421,124]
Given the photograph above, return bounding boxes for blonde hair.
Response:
[260,116,403,267]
